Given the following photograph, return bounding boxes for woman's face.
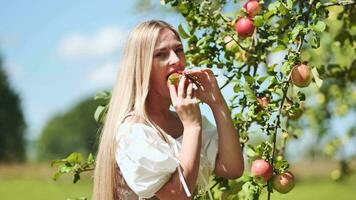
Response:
[150,28,186,99]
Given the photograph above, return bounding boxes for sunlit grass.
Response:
[0,161,355,200]
[0,163,92,200]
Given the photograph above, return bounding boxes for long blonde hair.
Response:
[93,20,180,200]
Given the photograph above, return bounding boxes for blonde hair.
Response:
[93,20,180,200]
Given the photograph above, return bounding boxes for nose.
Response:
[168,50,180,67]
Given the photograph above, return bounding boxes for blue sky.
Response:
[0,0,187,140]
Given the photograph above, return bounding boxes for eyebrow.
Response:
[154,43,183,52]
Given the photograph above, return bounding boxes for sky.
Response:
[0,0,236,142]
[0,0,188,140]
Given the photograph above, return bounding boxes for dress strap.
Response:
[172,141,192,197]
[122,111,135,122]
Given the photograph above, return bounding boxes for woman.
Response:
[93,20,244,200]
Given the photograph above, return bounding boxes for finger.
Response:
[184,69,203,75]
[186,82,194,98]
[168,83,177,104]
[178,75,187,98]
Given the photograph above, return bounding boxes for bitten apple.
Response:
[167,71,201,87]
[291,64,313,87]
[244,0,262,17]
[272,171,295,194]
[167,72,182,85]
[235,17,255,38]
[251,159,273,184]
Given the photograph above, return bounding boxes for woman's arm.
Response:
[211,100,244,179]
[155,126,202,200]
[156,76,203,199]
[185,69,244,179]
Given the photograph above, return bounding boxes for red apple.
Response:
[251,159,273,184]
[291,64,313,87]
[244,0,262,17]
[235,17,255,38]
[272,171,295,194]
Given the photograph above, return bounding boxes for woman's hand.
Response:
[168,75,202,129]
[185,69,225,108]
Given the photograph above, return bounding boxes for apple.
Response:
[168,72,182,85]
[235,17,255,38]
[251,159,273,184]
[224,36,239,52]
[272,171,295,194]
[167,71,201,87]
[287,101,305,120]
[287,107,303,120]
[256,96,269,109]
[291,64,313,87]
[244,0,262,17]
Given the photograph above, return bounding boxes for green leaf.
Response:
[290,25,304,41]
[94,91,111,100]
[59,165,72,173]
[243,83,256,102]
[94,105,106,123]
[233,84,241,93]
[87,153,95,165]
[312,21,326,32]
[246,145,258,159]
[311,67,323,88]
[51,159,67,167]
[244,75,255,85]
[52,172,62,181]
[271,43,287,53]
[253,16,263,27]
[178,24,190,39]
[286,0,293,9]
[268,2,280,13]
[67,152,84,164]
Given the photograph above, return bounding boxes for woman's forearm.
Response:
[156,127,202,199]
[179,126,202,192]
[211,101,244,177]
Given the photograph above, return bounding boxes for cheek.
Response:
[151,62,167,86]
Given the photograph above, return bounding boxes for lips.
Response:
[166,69,184,80]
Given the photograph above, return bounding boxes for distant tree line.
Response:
[37,97,101,161]
[0,54,26,162]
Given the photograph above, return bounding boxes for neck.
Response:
[146,90,172,118]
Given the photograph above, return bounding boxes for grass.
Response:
[261,174,356,200]
[0,164,92,200]
[0,160,355,200]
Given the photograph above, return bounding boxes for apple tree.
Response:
[159,0,355,199]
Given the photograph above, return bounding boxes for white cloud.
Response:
[87,61,119,88]
[57,26,127,60]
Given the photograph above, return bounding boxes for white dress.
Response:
[115,116,219,199]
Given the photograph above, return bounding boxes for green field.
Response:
[0,164,92,200]
[0,161,355,200]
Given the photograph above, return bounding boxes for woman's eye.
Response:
[155,52,167,58]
